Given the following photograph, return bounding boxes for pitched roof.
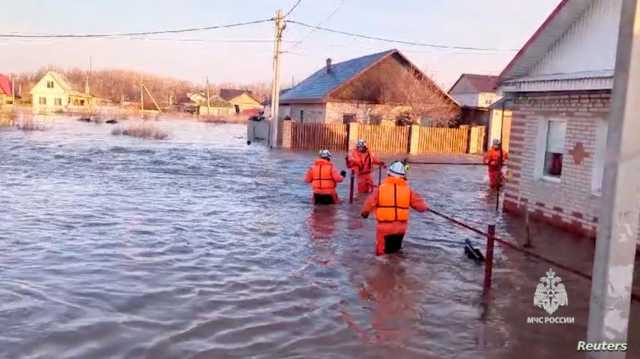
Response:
[498,0,593,82]
[449,74,498,93]
[32,71,91,97]
[280,49,396,103]
[219,88,260,102]
[0,74,11,96]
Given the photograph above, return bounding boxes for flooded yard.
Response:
[1,116,639,358]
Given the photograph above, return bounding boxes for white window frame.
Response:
[591,119,608,196]
[535,118,566,183]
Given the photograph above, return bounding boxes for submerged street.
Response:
[1,118,639,358]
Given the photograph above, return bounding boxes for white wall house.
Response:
[497,0,623,238]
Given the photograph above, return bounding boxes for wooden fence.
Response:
[289,122,348,151]
[358,125,410,153]
[417,127,468,153]
[282,121,484,154]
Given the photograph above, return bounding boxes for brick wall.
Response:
[503,91,611,238]
[284,104,326,123]
[325,102,409,124]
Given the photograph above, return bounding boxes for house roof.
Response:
[31,71,91,97]
[498,0,594,82]
[280,49,396,103]
[448,74,499,94]
[219,88,260,102]
[0,74,12,96]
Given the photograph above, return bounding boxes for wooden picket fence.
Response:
[417,127,468,153]
[358,125,410,153]
[283,121,481,154]
[290,122,348,151]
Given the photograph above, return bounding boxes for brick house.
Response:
[279,49,460,126]
[497,0,623,238]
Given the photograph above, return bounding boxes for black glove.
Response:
[340,170,347,177]
[361,212,369,219]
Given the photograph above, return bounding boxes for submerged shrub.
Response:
[111,123,168,140]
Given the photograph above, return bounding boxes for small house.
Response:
[278,49,460,126]
[30,71,93,114]
[219,89,263,115]
[497,0,624,237]
[448,74,499,125]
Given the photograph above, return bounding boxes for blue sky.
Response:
[0,0,561,88]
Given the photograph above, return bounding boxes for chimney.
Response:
[326,58,332,73]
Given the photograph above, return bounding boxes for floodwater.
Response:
[1,117,639,359]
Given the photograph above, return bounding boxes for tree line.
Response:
[9,67,270,107]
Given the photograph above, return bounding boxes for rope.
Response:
[427,208,640,302]
[407,161,487,166]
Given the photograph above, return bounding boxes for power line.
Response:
[285,0,304,18]
[286,20,520,52]
[289,0,346,51]
[0,18,274,39]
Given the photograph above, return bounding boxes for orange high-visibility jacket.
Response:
[361,176,428,222]
[304,159,344,193]
[348,149,383,175]
[484,148,508,171]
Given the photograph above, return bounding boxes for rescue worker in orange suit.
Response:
[484,139,509,190]
[304,149,346,205]
[360,161,428,256]
[347,139,385,194]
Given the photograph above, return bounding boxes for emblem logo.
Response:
[534,268,568,315]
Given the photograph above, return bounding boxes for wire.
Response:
[0,18,274,39]
[285,0,304,18]
[289,0,346,51]
[286,20,520,52]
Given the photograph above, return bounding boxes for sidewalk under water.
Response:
[0,117,639,358]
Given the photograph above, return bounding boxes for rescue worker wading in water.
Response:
[361,161,428,256]
[347,139,385,193]
[304,149,346,205]
[484,139,509,190]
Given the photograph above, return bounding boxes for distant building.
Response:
[497,0,624,238]
[0,74,14,109]
[198,95,234,116]
[448,73,500,125]
[219,89,263,115]
[279,49,460,126]
[30,71,93,114]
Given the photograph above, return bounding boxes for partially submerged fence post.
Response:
[348,122,359,151]
[524,203,533,248]
[281,120,292,149]
[483,224,496,294]
[349,170,355,204]
[408,124,420,154]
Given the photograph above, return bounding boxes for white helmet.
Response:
[356,139,367,150]
[319,149,332,159]
[388,160,407,177]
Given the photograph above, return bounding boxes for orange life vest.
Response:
[376,177,411,222]
[351,149,373,174]
[311,160,337,191]
[486,148,504,170]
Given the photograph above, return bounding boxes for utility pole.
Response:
[140,78,144,113]
[587,1,640,357]
[85,56,92,94]
[206,77,211,116]
[269,9,285,148]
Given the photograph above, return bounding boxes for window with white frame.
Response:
[591,119,608,195]
[537,119,566,180]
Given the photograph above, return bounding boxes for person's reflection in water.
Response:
[305,206,339,270]
[358,257,418,346]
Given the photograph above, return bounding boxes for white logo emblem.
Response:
[534,268,568,315]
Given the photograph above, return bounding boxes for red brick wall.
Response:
[503,91,611,238]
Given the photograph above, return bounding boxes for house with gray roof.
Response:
[279,49,460,126]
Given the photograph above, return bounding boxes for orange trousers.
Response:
[375,221,408,256]
[488,169,502,189]
[357,173,374,193]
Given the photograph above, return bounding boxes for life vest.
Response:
[486,148,504,170]
[351,149,373,174]
[311,159,337,190]
[376,177,411,222]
